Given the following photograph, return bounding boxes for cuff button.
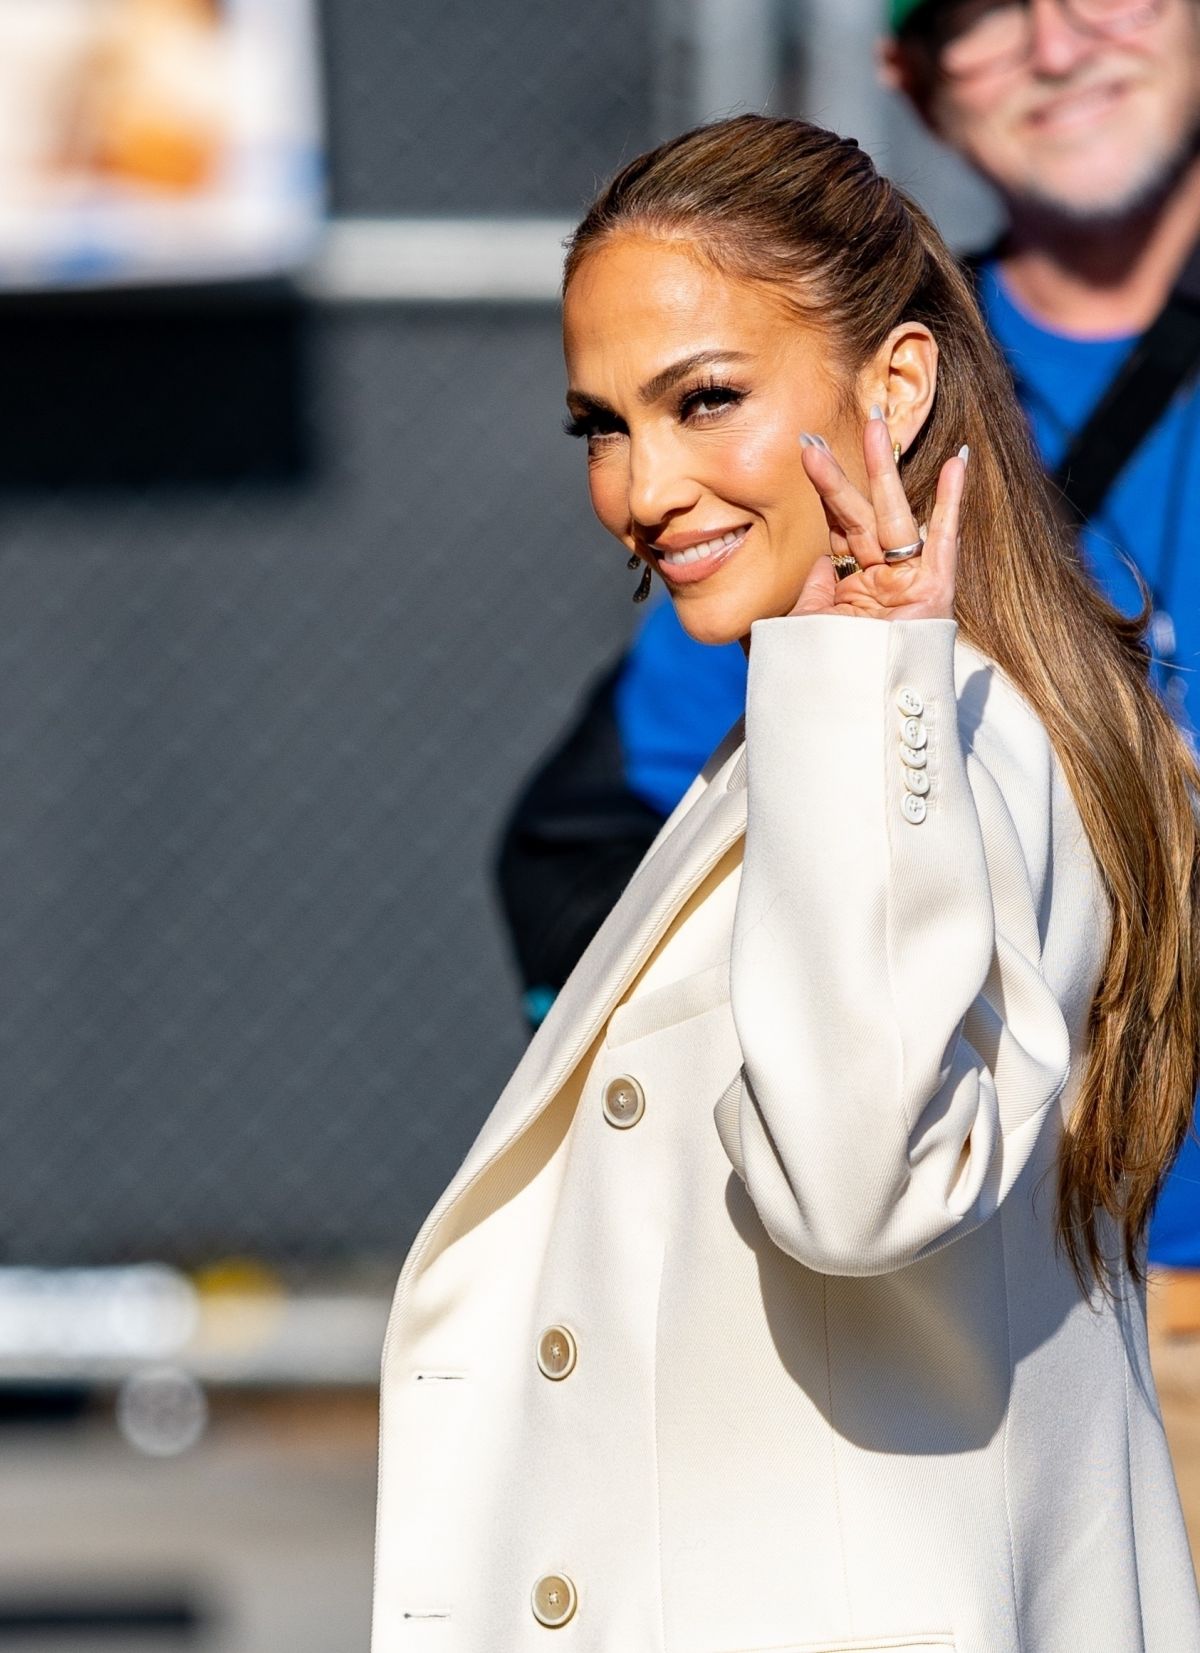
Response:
[901,716,927,749]
[903,768,930,797]
[897,687,924,717]
[901,792,928,825]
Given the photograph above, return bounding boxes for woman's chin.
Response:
[670,600,746,648]
[669,587,786,649]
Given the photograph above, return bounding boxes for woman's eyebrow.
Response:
[564,389,615,418]
[638,349,753,404]
[565,349,753,418]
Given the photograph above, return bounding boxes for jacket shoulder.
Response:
[953,637,1054,778]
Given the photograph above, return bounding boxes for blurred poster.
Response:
[0,0,324,289]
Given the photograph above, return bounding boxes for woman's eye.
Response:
[563,411,624,445]
[679,384,744,422]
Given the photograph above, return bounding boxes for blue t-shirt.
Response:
[980,265,1200,725]
[613,259,1200,1262]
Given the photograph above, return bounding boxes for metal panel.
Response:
[321,0,654,214]
[0,303,636,1265]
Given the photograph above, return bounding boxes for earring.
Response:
[633,562,653,603]
[893,441,902,465]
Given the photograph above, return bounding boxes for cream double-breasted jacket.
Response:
[373,616,1200,1653]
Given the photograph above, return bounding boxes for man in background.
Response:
[498,0,1200,1258]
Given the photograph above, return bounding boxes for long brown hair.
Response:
[565,113,1200,1286]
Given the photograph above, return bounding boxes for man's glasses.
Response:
[911,0,1164,78]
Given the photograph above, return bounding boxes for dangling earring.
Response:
[893,441,902,465]
[632,561,653,603]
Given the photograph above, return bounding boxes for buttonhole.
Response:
[403,1609,452,1620]
[414,1371,466,1382]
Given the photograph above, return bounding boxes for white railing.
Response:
[301,217,575,305]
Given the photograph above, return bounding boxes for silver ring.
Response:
[883,538,924,565]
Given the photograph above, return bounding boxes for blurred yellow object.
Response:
[93,111,220,193]
[190,1257,286,1356]
[192,1257,284,1302]
[72,0,230,193]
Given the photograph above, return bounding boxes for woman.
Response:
[372,116,1200,1651]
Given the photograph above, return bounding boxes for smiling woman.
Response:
[371,115,1200,1653]
[562,237,951,642]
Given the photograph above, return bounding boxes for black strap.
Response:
[1052,241,1200,528]
[963,240,1200,527]
[494,666,664,1006]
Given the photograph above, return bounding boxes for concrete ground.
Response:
[0,1393,377,1653]
[2,1318,1200,1653]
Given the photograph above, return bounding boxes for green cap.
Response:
[889,0,935,32]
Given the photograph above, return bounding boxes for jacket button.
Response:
[602,1075,645,1129]
[536,1325,577,1380]
[903,767,930,797]
[902,792,928,825]
[901,715,927,749]
[897,686,924,717]
[531,1573,577,1627]
[900,742,927,769]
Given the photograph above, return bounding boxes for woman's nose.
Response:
[627,433,702,531]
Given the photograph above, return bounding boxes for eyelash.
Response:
[679,379,744,422]
[563,378,746,444]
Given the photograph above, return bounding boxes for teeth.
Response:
[659,529,743,567]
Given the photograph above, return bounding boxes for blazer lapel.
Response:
[457,731,748,1187]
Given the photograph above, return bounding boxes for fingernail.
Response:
[813,434,833,454]
[869,404,884,420]
[958,443,970,463]
[799,432,816,447]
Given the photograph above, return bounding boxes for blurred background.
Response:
[0,2,1180,1650]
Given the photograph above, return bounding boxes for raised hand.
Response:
[789,408,966,623]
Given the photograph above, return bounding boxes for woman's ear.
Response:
[859,323,939,458]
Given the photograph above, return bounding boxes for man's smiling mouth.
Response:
[1027,79,1132,134]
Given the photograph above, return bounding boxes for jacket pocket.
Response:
[605,957,731,1049]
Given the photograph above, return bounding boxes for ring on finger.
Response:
[883,529,926,566]
[830,550,861,580]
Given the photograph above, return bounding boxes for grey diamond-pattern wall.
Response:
[0,0,655,1265]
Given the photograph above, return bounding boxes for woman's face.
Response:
[562,234,868,646]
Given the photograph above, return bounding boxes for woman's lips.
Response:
[649,526,750,586]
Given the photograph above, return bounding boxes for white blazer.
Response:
[373,616,1200,1653]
